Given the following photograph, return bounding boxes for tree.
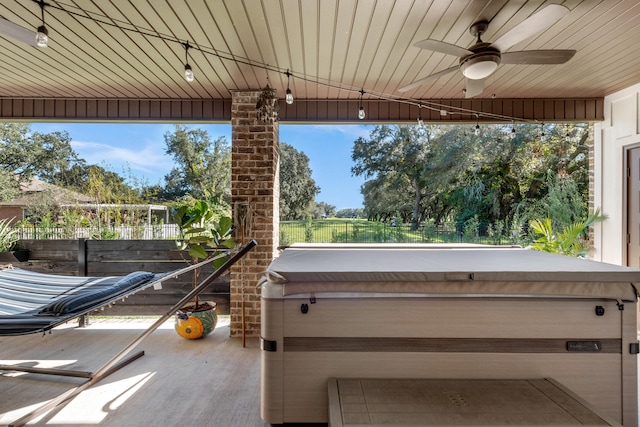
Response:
[0,123,84,184]
[310,201,336,219]
[162,125,231,201]
[335,208,365,218]
[279,143,320,220]
[85,165,144,204]
[351,122,591,235]
[0,170,20,202]
[352,125,469,230]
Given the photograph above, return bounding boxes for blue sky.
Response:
[29,123,371,210]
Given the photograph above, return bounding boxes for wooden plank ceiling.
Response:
[0,0,637,123]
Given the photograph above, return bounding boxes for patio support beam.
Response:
[230,90,280,339]
[0,97,602,123]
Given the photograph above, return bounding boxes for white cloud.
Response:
[314,124,371,139]
[300,124,371,139]
[71,140,173,184]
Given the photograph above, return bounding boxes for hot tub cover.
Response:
[264,247,640,301]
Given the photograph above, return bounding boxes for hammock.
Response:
[0,268,172,336]
[0,239,256,427]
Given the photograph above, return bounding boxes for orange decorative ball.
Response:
[176,315,204,339]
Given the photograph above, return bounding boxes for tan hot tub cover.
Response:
[264,246,640,301]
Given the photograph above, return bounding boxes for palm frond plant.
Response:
[530,208,607,257]
[0,217,18,252]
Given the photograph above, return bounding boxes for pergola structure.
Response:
[1,0,640,336]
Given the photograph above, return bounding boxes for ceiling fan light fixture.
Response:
[35,25,48,48]
[460,53,500,80]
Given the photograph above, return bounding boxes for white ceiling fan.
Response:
[399,4,576,98]
[0,17,38,47]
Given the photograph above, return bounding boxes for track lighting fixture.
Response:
[474,114,480,136]
[358,89,366,120]
[183,41,194,82]
[285,70,294,105]
[35,0,48,48]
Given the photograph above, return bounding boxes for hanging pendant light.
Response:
[183,41,194,82]
[509,121,516,139]
[358,89,366,120]
[35,0,48,48]
[285,70,294,105]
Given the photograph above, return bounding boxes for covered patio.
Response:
[0,318,268,426]
[1,0,640,425]
[0,0,638,337]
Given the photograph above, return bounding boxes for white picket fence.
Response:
[16,224,181,240]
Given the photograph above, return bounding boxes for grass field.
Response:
[279,218,517,246]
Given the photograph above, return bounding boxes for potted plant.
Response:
[0,218,29,263]
[173,199,235,339]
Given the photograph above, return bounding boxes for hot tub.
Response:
[260,245,639,425]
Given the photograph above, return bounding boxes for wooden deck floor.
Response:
[0,317,272,427]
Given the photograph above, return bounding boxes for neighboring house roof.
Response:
[0,177,92,207]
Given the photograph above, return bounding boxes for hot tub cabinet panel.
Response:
[260,247,639,426]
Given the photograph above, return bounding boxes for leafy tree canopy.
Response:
[0,123,82,183]
[162,125,231,202]
[310,201,336,219]
[279,142,320,220]
[352,123,590,232]
[0,170,20,202]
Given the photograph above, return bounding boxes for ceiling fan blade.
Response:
[465,78,485,98]
[398,66,459,92]
[0,17,37,47]
[501,50,576,64]
[413,39,472,57]
[491,4,570,52]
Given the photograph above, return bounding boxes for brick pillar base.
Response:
[230,90,279,338]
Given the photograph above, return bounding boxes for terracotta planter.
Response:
[0,249,30,263]
[174,301,218,340]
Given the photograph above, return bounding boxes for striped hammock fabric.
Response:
[0,268,163,336]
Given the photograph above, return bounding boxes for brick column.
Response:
[230,90,279,338]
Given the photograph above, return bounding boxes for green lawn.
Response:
[279,219,474,245]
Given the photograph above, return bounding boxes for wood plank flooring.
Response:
[0,317,271,427]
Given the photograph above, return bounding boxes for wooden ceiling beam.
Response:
[0,97,602,123]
